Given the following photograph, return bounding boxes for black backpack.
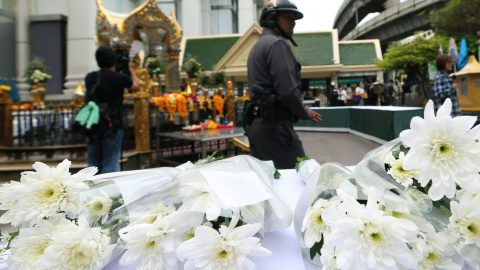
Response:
[73,72,112,136]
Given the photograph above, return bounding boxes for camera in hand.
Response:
[114,48,131,77]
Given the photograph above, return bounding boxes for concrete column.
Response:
[238,0,255,34]
[182,0,202,37]
[201,0,211,36]
[15,0,32,101]
[63,0,97,99]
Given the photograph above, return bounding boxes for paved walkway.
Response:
[297,131,381,167]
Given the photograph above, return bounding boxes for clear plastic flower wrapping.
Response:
[294,138,467,269]
[89,155,293,266]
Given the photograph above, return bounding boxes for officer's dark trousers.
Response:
[246,117,305,169]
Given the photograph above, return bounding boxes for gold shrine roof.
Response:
[95,0,182,48]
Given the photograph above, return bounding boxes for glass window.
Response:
[211,0,238,35]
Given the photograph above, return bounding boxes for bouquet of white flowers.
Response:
[294,98,477,269]
[1,155,291,270]
[110,155,292,270]
[0,160,195,269]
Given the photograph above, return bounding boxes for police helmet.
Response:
[259,0,303,28]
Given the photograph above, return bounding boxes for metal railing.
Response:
[12,106,81,147]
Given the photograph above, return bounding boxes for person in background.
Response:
[382,80,394,105]
[328,82,339,106]
[364,80,372,105]
[355,81,365,106]
[393,80,402,106]
[432,54,461,117]
[245,0,322,169]
[196,83,204,96]
[84,46,140,174]
[337,85,347,106]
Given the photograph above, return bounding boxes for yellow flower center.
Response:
[145,240,156,250]
[362,223,386,248]
[217,250,228,259]
[184,228,195,239]
[91,201,104,212]
[212,244,235,265]
[431,137,457,162]
[425,251,437,261]
[70,245,92,266]
[468,223,479,235]
[40,185,62,203]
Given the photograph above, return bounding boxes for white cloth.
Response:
[338,89,347,101]
[355,86,365,95]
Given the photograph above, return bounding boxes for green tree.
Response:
[430,0,480,57]
[376,35,449,105]
[430,0,480,37]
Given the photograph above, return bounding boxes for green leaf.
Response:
[295,156,310,172]
[309,237,324,260]
[194,150,224,166]
[274,169,281,179]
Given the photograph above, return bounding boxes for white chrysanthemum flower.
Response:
[322,189,421,270]
[36,216,114,270]
[6,160,96,226]
[131,202,177,225]
[8,219,55,270]
[176,221,271,270]
[0,181,22,224]
[385,151,420,188]
[400,99,480,201]
[239,203,264,224]
[119,211,189,270]
[83,190,113,225]
[448,192,480,246]
[301,197,341,248]
[417,232,461,270]
[319,245,338,270]
[178,179,227,221]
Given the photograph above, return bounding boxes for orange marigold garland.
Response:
[213,93,225,118]
[176,93,188,119]
[152,96,166,112]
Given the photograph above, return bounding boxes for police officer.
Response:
[246,0,322,169]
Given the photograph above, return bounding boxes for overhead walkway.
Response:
[334,0,444,51]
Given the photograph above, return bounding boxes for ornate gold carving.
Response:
[226,81,235,125]
[95,0,182,93]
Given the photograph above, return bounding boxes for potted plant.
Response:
[184,58,203,79]
[23,57,52,86]
[144,56,164,78]
[212,70,226,86]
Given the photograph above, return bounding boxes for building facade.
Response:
[0,0,382,103]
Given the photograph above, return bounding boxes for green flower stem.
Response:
[6,231,19,249]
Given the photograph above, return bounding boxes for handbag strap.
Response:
[85,71,102,103]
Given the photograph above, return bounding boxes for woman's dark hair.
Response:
[95,46,116,68]
[436,54,452,71]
